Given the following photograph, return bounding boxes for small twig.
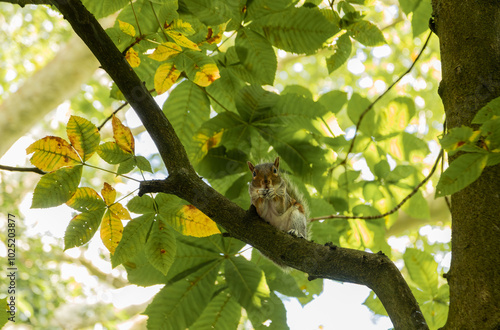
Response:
[97,102,129,131]
[97,88,155,131]
[310,148,444,221]
[0,164,45,175]
[150,1,168,41]
[341,30,433,164]
[129,0,142,36]
[0,0,52,6]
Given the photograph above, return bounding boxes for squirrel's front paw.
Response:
[287,229,305,239]
[266,188,276,198]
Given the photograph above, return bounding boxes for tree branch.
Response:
[0,0,52,6]
[42,0,428,328]
[0,164,45,175]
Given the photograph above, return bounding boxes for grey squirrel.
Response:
[247,157,308,239]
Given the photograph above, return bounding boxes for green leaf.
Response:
[282,85,313,99]
[66,187,105,212]
[64,208,105,250]
[190,291,241,330]
[254,7,339,54]
[174,50,220,86]
[435,153,488,197]
[0,297,8,328]
[183,0,244,30]
[116,157,136,174]
[363,291,388,316]
[66,116,100,162]
[386,165,416,182]
[401,132,430,160]
[235,28,277,85]
[163,80,211,156]
[198,146,248,179]
[246,0,298,21]
[116,0,162,35]
[248,292,289,329]
[31,165,83,208]
[472,96,500,124]
[165,234,225,283]
[411,0,432,37]
[145,265,219,329]
[196,111,251,156]
[251,249,305,298]
[347,20,386,46]
[146,216,177,275]
[206,67,244,113]
[270,93,329,135]
[295,273,323,305]
[136,155,153,172]
[347,93,375,136]
[421,298,449,329]
[112,214,155,268]
[127,195,156,214]
[326,33,352,74]
[318,90,348,114]
[123,249,168,286]
[404,248,438,295]
[378,97,416,135]
[398,0,420,15]
[403,190,430,219]
[81,0,129,18]
[225,256,271,310]
[97,141,133,164]
[439,126,475,154]
[236,84,280,122]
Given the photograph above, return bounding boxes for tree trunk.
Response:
[431,0,500,328]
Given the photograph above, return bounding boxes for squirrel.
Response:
[247,157,308,239]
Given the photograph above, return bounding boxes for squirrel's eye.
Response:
[253,171,257,177]
[273,167,278,174]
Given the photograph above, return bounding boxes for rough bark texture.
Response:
[431,0,500,328]
[46,0,428,328]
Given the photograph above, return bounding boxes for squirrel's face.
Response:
[247,157,281,189]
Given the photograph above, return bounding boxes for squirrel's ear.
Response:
[274,157,280,169]
[247,161,255,171]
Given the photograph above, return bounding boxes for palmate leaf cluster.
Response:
[17,0,480,328]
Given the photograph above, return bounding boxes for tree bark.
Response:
[431,0,500,328]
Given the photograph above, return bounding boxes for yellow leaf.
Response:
[205,22,228,44]
[109,203,132,221]
[101,182,116,205]
[125,47,141,68]
[101,210,123,254]
[199,131,223,154]
[26,136,81,172]
[148,42,182,62]
[112,115,135,154]
[154,63,181,95]
[178,205,221,237]
[66,187,104,212]
[166,19,196,36]
[193,62,220,87]
[118,19,136,37]
[66,115,100,162]
[166,30,200,51]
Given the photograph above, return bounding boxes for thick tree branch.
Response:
[42,0,427,328]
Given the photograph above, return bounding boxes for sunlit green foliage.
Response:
[7,0,499,328]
